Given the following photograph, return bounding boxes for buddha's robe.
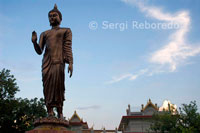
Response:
[38,27,73,107]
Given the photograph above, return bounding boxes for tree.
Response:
[177,101,200,132]
[11,98,47,132]
[150,101,200,133]
[0,68,19,100]
[0,68,47,133]
[150,113,178,132]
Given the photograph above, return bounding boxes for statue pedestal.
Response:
[26,117,74,133]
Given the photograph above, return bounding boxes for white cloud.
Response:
[76,105,101,110]
[106,74,137,84]
[129,74,138,80]
[121,0,200,73]
[106,68,148,84]
[107,0,200,83]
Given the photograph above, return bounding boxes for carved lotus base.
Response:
[34,116,69,127]
[26,116,74,133]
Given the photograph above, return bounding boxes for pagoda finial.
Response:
[141,104,144,110]
[168,103,171,112]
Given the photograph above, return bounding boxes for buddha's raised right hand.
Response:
[32,31,37,44]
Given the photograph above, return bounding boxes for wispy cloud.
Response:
[122,0,200,73]
[107,69,148,84]
[107,0,200,83]
[107,74,138,84]
[76,105,101,110]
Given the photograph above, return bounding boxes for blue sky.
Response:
[0,0,200,129]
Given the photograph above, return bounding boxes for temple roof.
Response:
[69,110,82,122]
[118,99,159,131]
[142,99,159,112]
[69,110,89,129]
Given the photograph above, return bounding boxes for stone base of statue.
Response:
[26,116,74,133]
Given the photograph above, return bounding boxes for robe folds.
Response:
[38,27,73,107]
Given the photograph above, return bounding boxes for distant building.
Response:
[82,128,117,133]
[118,99,159,133]
[69,111,117,133]
[68,111,89,132]
[69,100,176,133]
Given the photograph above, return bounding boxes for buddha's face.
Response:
[49,12,61,26]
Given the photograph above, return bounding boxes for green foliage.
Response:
[0,68,19,100]
[0,68,47,133]
[150,112,178,132]
[150,101,200,133]
[177,101,200,132]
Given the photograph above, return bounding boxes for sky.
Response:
[0,0,200,130]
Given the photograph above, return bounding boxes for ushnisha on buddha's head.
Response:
[48,4,62,26]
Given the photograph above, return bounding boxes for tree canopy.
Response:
[0,68,47,133]
[0,68,19,100]
[150,101,200,133]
